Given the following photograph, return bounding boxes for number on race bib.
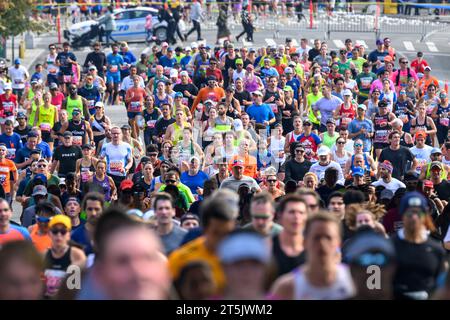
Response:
[129,101,141,112]
[40,123,52,132]
[109,161,123,173]
[72,136,82,146]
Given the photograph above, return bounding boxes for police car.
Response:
[64,7,168,46]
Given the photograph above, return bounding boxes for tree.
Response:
[0,0,50,37]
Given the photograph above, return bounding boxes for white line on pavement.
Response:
[426,42,438,52]
[333,39,345,49]
[265,38,277,46]
[404,41,415,51]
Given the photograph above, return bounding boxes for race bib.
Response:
[49,67,57,74]
[0,173,6,185]
[361,78,371,89]
[6,148,15,160]
[72,136,82,146]
[374,130,389,144]
[81,170,91,182]
[268,103,278,113]
[130,101,141,112]
[146,120,156,128]
[2,102,14,113]
[40,122,52,132]
[399,114,409,123]
[110,160,123,173]
[440,118,449,127]
[110,65,118,73]
[63,75,72,83]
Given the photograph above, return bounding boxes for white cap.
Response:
[95,101,104,107]
[180,70,189,77]
[233,119,243,131]
[185,46,191,51]
[170,69,178,78]
[191,42,198,48]
[343,89,352,96]
[357,104,367,111]
[3,83,12,90]
[284,67,293,74]
[317,146,331,156]
[252,90,263,96]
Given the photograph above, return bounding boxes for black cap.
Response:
[27,131,38,138]
[207,75,217,82]
[121,124,132,130]
[63,131,73,137]
[30,149,42,155]
[417,51,423,57]
[82,143,93,150]
[181,213,200,225]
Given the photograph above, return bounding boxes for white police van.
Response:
[64,7,168,46]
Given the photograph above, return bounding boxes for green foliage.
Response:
[0,0,50,37]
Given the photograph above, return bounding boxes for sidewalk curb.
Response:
[24,49,45,73]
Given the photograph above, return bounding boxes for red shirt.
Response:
[206,68,223,83]
[125,87,147,113]
[0,93,17,117]
[410,58,429,74]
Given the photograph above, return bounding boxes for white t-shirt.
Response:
[121,75,145,92]
[410,145,433,174]
[294,264,356,300]
[310,160,345,185]
[371,178,406,193]
[296,46,312,57]
[232,69,246,83]
[8,66,29,89]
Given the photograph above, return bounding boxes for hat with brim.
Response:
[218,232,270,264]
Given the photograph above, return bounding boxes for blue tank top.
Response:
[154,94,169,108]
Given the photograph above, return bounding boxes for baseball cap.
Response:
[161,42,169,47]
[218,232,270,264]
[180,70,189,77]
[344,229,396,267]
[284,67,293,74]
[72,108,81,115]
[383,55,393,63]
[430,161,443,170]
[380,189,394,200]
[343,89,352,96]
[191,42,198,48]
[415,131,427,139]
[417,51,424,57]
[252,90,263,96]
[235,58,243,65]
[14,58,21,64]
[3,83,11,91]
[232,159,245,168]
[120,179,134,190]
[376,39,383,46]
[423,180,434,188]
[233,118,243,131]
[399,191,429,215]
[424,66,431,71]
[33,174,48,184]
[167,47,174,52]
[440,91,447,99]
[82,143,93,150]
[32,185,48,196]
[17,111,27,119]
[283,85,293,92]
[326,118,336,125]
[121,124,132,130]
[185,46,191,51]
[352,166,365,177]
[88,65,97,71]
[379,160,393,173]
[378,100,388,108]
[49,82,58,90]
[95,101,104,108]
[357,104,367,111]
[204,99,215,105]
[317,146,330,157]
[63,131,73,137]
[207,75,217,82]
[431,147,442,155]
[174,91,183,98]
[180,213,200,225]
[49,215,72,230]
[246,64,254,70]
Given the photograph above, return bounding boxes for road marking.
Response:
[403,41,415,51]
[426,42,438,52]
[355,40,368,48]
[265,38,277,46]
[333,39,345,49]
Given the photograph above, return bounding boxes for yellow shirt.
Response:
[168,236,225,294]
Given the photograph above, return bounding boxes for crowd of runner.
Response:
[1,28,450,300]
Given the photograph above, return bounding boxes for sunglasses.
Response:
[37,164,47,168]
[295,149,304,153]
[337,141,346,144]
[267,179,277,183]
[50,228,68,235]
[303,123,312,126]
[355,143,363,147]
[148,153,158,157]
[166,179,177,184]
[37,216,50,223]
[252,215,270,220]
